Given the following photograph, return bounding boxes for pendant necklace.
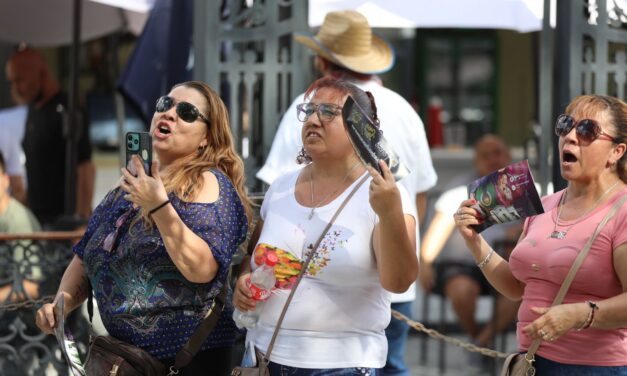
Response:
[308,162,361,220]
[549,180,620,239]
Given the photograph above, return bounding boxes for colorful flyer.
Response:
[54,295,86,376]
[467,160,544,233]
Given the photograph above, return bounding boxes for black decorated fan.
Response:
[342,96,409,181]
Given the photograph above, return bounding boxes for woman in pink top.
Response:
[455,95,627,374]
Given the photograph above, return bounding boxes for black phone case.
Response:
[342,96,409,181]
[125,132,152,176]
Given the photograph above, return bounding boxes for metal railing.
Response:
[0,231,87,376]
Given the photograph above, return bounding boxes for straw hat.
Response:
[294,10,395,74]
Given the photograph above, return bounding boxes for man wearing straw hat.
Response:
[257,10,437,376]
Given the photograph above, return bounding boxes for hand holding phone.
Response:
[125,132,152,176]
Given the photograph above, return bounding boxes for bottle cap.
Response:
[265,253,278,266]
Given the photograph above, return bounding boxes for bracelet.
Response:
[476,249,495,269]
[149,199,171,216]
[576,301,598,330]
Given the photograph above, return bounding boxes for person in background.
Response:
[0,150,40,233]
[0,104,27,204]
[256,11,436,375]
[234,77,417,375]
[0,149,43,375]
[455,95,627,374]
[0,150,41,302]
[35,81,251,375]
[6,48,95,228]
[419,135,520,372]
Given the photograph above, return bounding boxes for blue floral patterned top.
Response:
[74,169,248,360]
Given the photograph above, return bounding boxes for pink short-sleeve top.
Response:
[509,187,627,366]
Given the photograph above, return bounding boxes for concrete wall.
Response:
[496,30,536,146]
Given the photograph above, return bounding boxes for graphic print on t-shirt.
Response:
[253,230,345,289]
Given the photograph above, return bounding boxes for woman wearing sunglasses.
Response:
[233,77,418,375]
[455,95,627,374]
[35,81,252,374]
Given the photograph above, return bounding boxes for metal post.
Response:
[192,0,218,88]
[0,44,14,108]
[111,32,127,169]
[552,0,573,192]
[538,0,554,195]
[64,0,82,216]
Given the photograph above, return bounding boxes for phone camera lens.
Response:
[133,139,139,145]
[127,142,133,149]
[127,135,133,141]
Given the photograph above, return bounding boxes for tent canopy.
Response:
[0,0,153,47]
[309,0,547,32]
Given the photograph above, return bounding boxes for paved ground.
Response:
[404,291,518,375]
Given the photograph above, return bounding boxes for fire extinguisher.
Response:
[427,97,444,147]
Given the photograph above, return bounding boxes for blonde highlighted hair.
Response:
[138,81,252,226]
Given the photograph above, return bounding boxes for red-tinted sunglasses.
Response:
[102,208,133,252]
[554,114,618,144]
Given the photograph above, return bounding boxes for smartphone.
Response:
[125,131,152,176]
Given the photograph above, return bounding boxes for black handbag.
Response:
[84,281,229,376]
[231,175,368,376]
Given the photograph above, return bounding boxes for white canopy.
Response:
[0,0,153,47]
[309,0,547,32]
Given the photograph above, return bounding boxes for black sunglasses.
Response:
[156,96,209,125]
[555,114,618,144]
[296,102,342,123]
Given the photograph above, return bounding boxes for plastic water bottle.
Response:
[233,253,278,329]
[241,340,257,367]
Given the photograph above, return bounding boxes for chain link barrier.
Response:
[0,295,54,312]
[392,309,510,359]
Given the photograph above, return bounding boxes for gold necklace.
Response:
[549,181,620,239]
[308,162,361,220]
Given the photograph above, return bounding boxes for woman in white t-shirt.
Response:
[233,77,418,375]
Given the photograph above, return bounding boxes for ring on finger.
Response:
[538,329,546,336]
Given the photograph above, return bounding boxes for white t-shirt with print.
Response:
[256,78,437,303]
[247,169,417,369]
